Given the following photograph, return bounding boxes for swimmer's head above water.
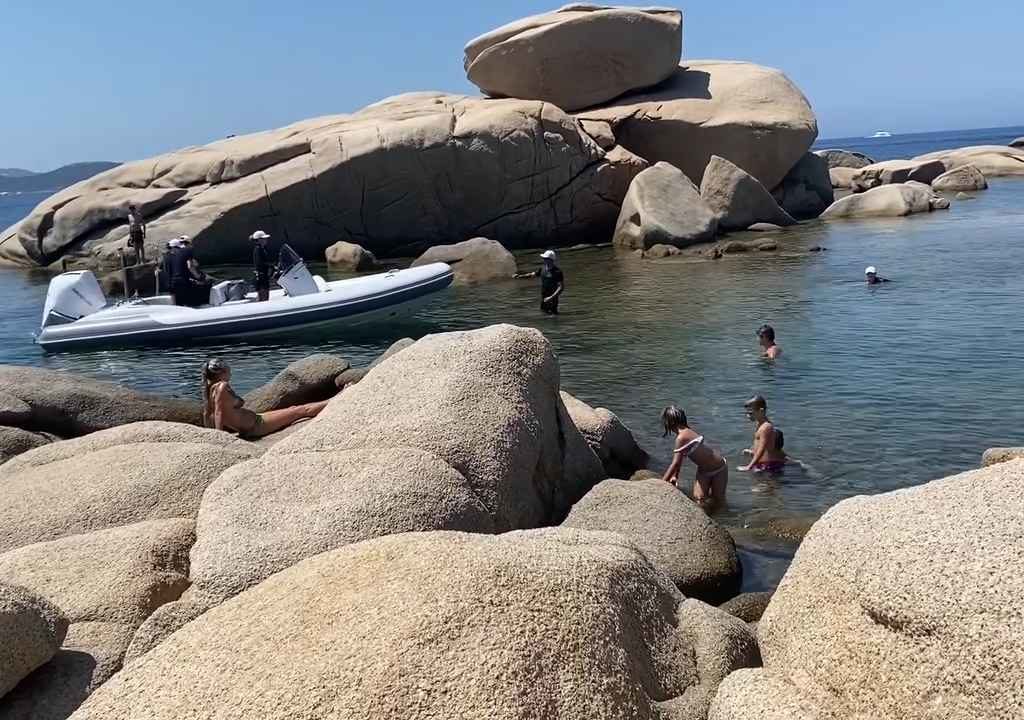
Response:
[661,405,688,436]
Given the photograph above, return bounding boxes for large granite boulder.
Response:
[188,325,605,602]
[243,353,350,412]
[821,183,948,219]
[0,583,68,699]
[559,391,648,478]
[411,237,517,284]
[829,166,859,189]
[464,5,682,111]
[123,598,209,666]
[0,366,200,439]
[0,621,134,720]
[613,161,717,250]
[913,145,1024,176]
[700,155,795,231]
[814,148,874,169]
[71,529,759,720]
[323,241,381,271]
[931,164,988,191]
[577,60,818,189]
[0,520,194,629]
[710,460,1024,719]
[771,151,834,219]
[0,426,51,465]
[1,95,640,270]
[718,591,773,623]
[562,479,742,603]
[849,158,948,192]
[0,425,258,553]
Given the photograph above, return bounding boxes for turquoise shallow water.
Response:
[2,130,1023,590]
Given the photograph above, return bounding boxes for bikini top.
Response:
[673,435,705,457]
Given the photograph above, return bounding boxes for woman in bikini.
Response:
[659,405,729,508]
[201,358,329,438]
[738,394,787,473]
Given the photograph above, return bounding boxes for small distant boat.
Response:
[869,130,893,138]
[35,245,454,351]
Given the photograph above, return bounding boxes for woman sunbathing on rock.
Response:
[201,358,328,438]
[660,405,729,509]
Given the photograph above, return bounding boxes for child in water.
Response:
[738,394,787,473]
[660,405,729,508]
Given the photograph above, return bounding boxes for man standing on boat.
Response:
[126,204,146,264]
[515,249,564,315]
[250,230,273,302]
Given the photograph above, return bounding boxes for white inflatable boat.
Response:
[35,246,453,351]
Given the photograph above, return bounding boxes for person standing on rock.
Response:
[126,204,146,264]
[659,404,729,510]
[757,324,782,360]
[250,231,274,302]
[515,250,564,314]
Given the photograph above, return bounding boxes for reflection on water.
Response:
[3,180,1024,590]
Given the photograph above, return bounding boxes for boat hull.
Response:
[37,264,453,351]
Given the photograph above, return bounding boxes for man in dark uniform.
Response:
[168,235,209,306]
[250,230,273,301]
[515,249,564,314]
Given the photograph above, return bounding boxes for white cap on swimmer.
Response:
[540,250,557,260]
[865,266,877,275]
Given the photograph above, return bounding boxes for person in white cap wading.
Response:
[514,250,564,315]
[864,266,889,285]
[250,230,273,301]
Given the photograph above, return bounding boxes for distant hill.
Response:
[0,168,36,178]
[0,161,120,193]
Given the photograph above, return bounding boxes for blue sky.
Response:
[2,0,1020,170]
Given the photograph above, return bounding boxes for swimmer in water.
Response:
[865,266,890,285]
[659,405,729,509]
[738,394,787,473]
[757,324,782,360]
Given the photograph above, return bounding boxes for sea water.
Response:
[2,126,1023,589]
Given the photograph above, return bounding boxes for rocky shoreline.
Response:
[1,323,1021,718]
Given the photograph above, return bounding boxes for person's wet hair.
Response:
[757,324,775,342]
[661,405,688,436]
[744,394,767,412]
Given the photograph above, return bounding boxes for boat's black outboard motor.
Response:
[275,245,319,296]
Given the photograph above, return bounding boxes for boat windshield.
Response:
[277,244,304,274]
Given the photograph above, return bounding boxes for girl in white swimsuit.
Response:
[660,405,729,509]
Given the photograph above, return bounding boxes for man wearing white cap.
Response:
[515,249,564,314]
[864,266,889,285]
[250,230,273,301]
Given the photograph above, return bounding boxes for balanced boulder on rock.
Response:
[700,155,795,231]
[821,182,948,219]
[0,583,69,699]
[577,60,818,190]
[411,237,517,284]
[931,164,988,191]
[814,148,874,169]
[72,529,759,720]
[613,161,717,249]
[563,479,742,603]
[711,459,1024,719]
[464,5,682,112]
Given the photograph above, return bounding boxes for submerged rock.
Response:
[411,237,517,285]
[931,164,988,191]
[71,529,759,720]
[464,5,682,111]
[700,155,795,231]
[562,479,742,603]
[0,95,640,270]
[711,460,1024,719]
[0,583,68,699]
[577,60,818,190]
[613,161,718,250]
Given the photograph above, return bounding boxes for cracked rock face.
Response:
[464,4,682,112]
[0,94,641,270]
[710,460,1024,720]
